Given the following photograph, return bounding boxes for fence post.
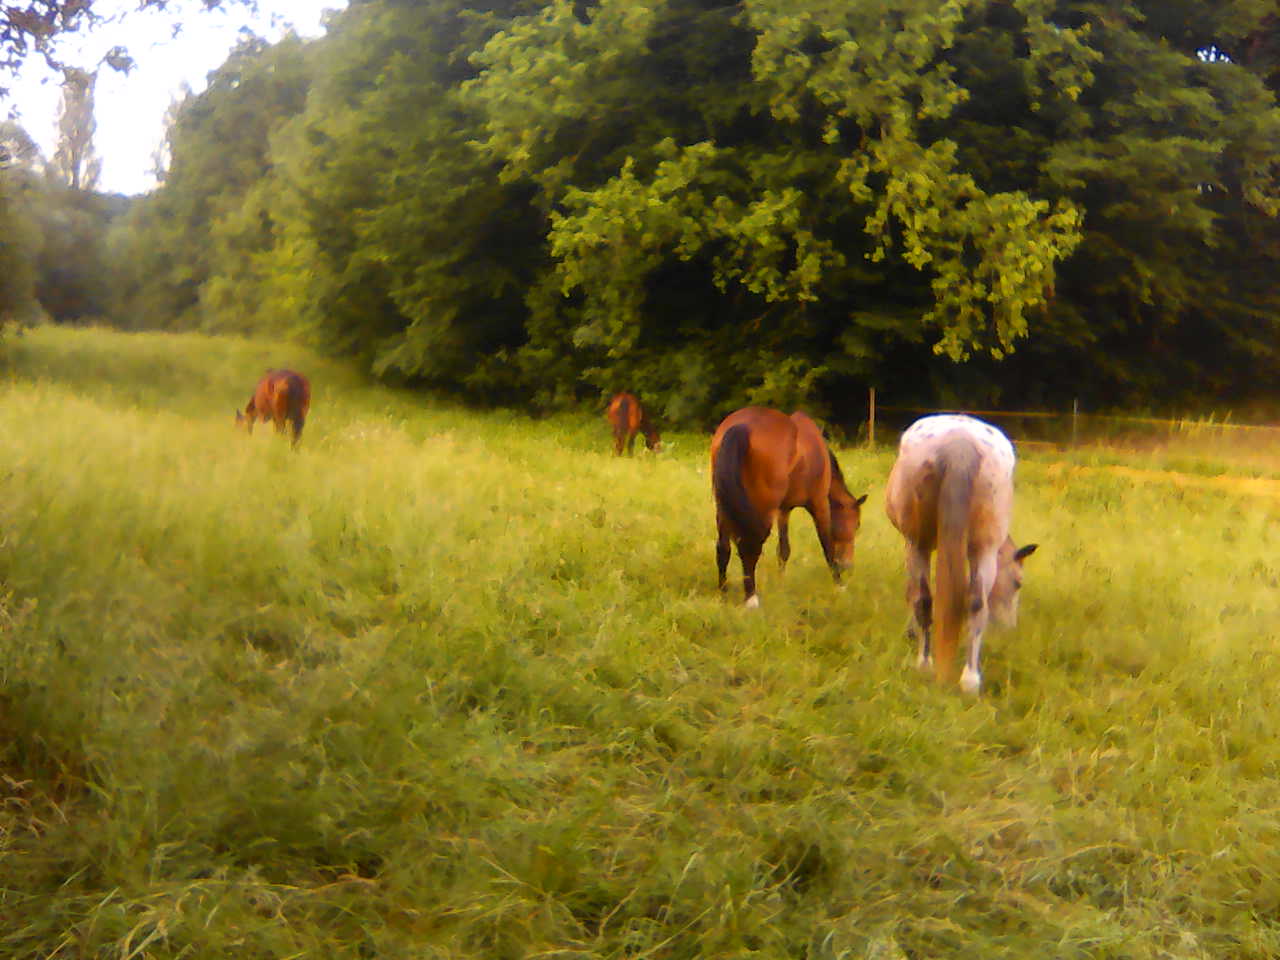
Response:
[868,387,876,449]
[1072,398,1079,447]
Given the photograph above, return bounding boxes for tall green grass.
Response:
[1,326,1278,958]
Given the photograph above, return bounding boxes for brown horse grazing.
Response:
[607,391,661,456]
[884,414,1038,694]
[711,406,867,607]
[235,369,311,448]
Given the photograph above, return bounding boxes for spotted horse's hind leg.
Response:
[904,543,933,673]
[959,549,999,696]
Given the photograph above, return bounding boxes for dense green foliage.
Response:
[2,326,1280,957]
[110,35,313,331]
[0,129,127,331]
[10,1,1280,421]
[0,154,41,326]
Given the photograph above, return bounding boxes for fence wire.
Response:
[869,404,1280,459]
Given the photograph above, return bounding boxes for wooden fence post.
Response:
[868,387,876,449]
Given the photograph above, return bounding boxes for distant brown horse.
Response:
[607,391,661,455]
[884,414,1038,694]
[711,406,867,607]
[236,369,311,448]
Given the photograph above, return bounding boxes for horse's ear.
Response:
[855,493,869,506]
[1015,543,1038,562]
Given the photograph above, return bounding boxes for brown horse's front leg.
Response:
[808,501,842,583]
[776,511,791,573]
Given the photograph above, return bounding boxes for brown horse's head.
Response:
[990,538,1038,627]
[235,401,256,431]
[828,489,869,571]
[826,449,867,570]
[643,427,662,452]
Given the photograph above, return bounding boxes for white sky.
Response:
[2,0,347,195]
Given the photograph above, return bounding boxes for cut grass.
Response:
[1,326,1279,958]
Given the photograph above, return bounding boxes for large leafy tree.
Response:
[462,0,1280,418]
[459,0,1091,418]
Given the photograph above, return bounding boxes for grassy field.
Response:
[1,326,1279,958]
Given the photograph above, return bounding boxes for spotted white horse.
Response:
[884,414,1037,694]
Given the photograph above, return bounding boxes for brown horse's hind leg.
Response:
[738,537,765,608]
[716,512,765,608]
[776,511,791,572]
[715,513,733,592]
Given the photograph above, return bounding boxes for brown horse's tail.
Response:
[617,394,631,434]
[284,373,308,445]
[934,438,980,684]
[714,424,769,543]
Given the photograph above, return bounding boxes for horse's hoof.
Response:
[915,653,933,672]
[744,594,760,609]
[959,666,982,696]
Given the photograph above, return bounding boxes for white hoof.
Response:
[959,665,982,696]
[915,652,933,672]
[744,594,760,609]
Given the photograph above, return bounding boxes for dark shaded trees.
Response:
[257,0,546,395]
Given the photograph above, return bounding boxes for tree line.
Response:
[4,0,1279,427]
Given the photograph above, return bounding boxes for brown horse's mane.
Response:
[827,449,844,482]
[827,449,853,495]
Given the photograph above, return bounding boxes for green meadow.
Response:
[1,326,1279,959]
